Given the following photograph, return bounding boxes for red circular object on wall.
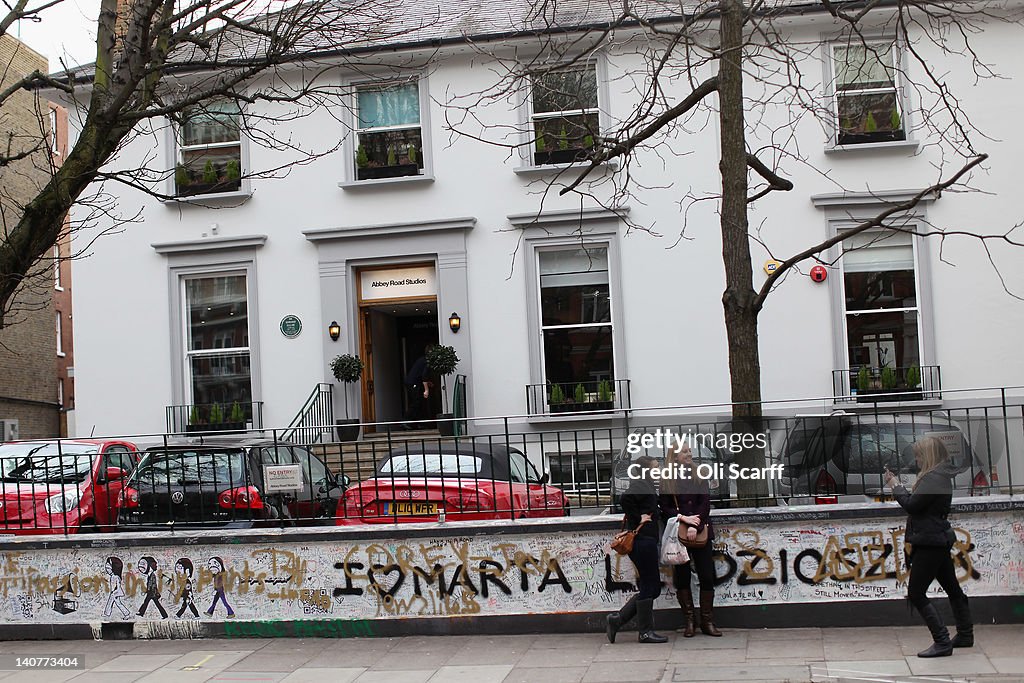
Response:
[810,265,828,282]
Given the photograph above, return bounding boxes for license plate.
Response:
[385,502,438,516]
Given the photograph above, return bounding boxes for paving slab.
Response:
[61,673,144,683]
[818,659,913,677]
[426,664,514,683]
[91,654,182,673]
[986,657,1024,674]
[746,638,824,660]
[502,667,587,683]
[207,672,288,682]
[667,647,745,665]
[906,653,998,676]
[364,650,453,671]
[281,667,366,682]
[225,652,314,673]
[529,633,605,649]
[581,659,668,682]
[662,663,812,682]
[593,641,676,662]
[353,670,433,683]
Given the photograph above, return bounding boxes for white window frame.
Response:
[341,73,433,187]
[56,311,64,357]
[53,244,62,291]
[181,270,253,409]
[519,55,608,169]
[823,35,914,151]
[49,108,59,156]
[168,100,249,199]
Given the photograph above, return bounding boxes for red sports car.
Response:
[0,439,140,534]
[337,443,569,524]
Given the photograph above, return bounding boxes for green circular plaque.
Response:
[279,315,302,339]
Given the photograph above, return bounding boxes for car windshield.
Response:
[0,443,98,483]
[134,449,247,487]
[378,453,482,477]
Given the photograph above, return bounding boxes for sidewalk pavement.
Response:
[0,624,1020,683]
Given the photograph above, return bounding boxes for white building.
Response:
[57,0,1024,444]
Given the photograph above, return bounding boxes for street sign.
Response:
[263,464,303,492]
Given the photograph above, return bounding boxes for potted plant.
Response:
[223,159,242,192]
[330,353,364,441]
[426,345,460,436]
[906,364,921,389]
[185,404,204,433]
[356,143,421,180]
[548,383,573,414]
[208,402,224,426]
[573,383,587,407]
[174,164,191,194]
[595,379,614,411]
[218,401,246,432]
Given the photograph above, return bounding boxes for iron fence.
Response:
[2,389,1021,534]
[833,365,942,403]
[165,401,264,434]
[526,378,632,416]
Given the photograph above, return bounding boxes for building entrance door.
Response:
[359,302,439,430]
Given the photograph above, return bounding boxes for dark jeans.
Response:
[405,384,428,424]
[138,593,167,618]
[628,536,662,601]
[673,543,715,592]
[907,545,966,609]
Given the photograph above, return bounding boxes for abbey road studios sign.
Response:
[360,265,436,301]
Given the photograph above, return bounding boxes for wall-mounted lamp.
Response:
[448,312,462,333]
[328,320,341,341]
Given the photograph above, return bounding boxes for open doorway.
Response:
[359,301,439,430]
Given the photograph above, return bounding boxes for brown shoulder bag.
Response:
[610,517,646,555]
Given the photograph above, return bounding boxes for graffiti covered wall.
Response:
[1,508,1022,626]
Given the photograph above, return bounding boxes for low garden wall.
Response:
[1,497,1022,639]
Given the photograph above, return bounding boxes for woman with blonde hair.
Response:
[659,441,720,637]
[885,436,973,658]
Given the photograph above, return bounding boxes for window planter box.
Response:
[856,389,922,403]
[837,130,906,146]
[176,179,242,197]
[357,164,421,181]
[534,149,591,166]
[186,422,246,434]
[549,401,614,414]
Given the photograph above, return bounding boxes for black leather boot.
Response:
[699,590,722,637]
[916,603,953,658]
[677,590,696,637]
[636,598,668,643]
[950,596,974,648]
[607,596,636,644]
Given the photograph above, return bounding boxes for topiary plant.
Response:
[407,144,417,165]
[889,108,901,131]
[906,364,921,389]
[175,164,190,190]
[864,111,878,133]
[208,402,224,425]
[597,379,613,403]
[330,354,365,419]
[426,345,460,414]
[356,144,369,168]
[386,146,397,166]
[574,383,586,404]
[188,404,202,426]
[857,366,872,393]
[880,366,898,390]
[229,401,245,424]
[225,159,241,181]
[549,383,565,405]
[202,160,218,184]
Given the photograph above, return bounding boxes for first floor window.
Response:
[56,311,64,355]
[184,274,252,423]
[530,62,600,165]
[843,230,921,389]
[539,245,614,409]
[831,40,906,146]
[354,80,424,181]
[175,100,243,196]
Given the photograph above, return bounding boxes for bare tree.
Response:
[0,0,429,328]
[444,0,1019,503]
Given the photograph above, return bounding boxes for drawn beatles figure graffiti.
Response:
[205,556,235,618]
[103,557,132,620]
[136,556,168,619]
[174,558,199,619]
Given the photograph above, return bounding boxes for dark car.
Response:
[0,439,140,534]
[776,412,990,504]
[337,443,569,525]
[120,437,346,529]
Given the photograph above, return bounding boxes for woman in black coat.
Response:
[660,442,720,637]
[884,436,973,658]
[606,455,667,644]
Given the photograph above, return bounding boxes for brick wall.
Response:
[0,35,60,439]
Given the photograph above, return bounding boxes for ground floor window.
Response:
[183,273,252,422]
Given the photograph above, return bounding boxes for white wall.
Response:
[66,9,1024,438]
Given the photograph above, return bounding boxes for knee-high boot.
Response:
[916,603,953,658]
[637,598,668,643]
[699,590,722,637]
[949,596,974,648]
[676,590,696,637]
[606,595,637,644]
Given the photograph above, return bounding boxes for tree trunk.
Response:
[718,0,769,505]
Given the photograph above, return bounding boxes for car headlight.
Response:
[44,490,81,515]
